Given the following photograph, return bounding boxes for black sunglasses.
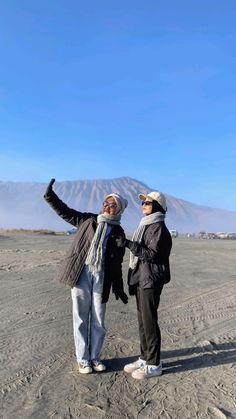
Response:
[141,201,153,206]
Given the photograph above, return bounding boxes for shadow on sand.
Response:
[104,341,236,374]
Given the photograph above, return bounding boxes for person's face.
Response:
[102,197,118,215]
[141,199,153,216]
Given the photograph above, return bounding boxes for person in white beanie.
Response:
[116,191,172,379]
[44,179,128,374]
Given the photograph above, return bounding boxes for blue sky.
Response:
[0,0,236,210]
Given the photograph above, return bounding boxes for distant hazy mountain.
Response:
[0,177,236,233]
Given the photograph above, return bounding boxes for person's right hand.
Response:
[115,236,127,248]
[45,178,55,195]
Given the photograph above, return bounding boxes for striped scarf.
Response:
[85,213,121,275]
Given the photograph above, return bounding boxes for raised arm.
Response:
[44,178,97,227]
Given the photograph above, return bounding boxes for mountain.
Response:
[0,177,236,233]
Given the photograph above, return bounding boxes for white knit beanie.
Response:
[104,193,128,215]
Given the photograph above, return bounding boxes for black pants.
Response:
[135,286,163,366]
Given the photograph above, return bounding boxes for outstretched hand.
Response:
[45,178,55,195]
[48,178,55,189]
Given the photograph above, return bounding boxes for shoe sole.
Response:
[124,363,146,373]
[78,367,93,374]
[93,366,106,372]
[124,366,139,373]
[132,371,162,380]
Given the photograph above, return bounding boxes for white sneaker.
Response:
[131,363,162,380]
[124,358,146,373]
[78,362,93,374]
[92,360,106,372]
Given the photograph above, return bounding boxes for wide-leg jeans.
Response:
[71,265,106,363]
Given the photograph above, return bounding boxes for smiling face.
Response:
[141,199,153,216]
[102,196,118,215]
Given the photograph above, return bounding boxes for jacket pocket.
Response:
[150,262,171,284]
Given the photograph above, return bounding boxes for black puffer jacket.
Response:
[128,222,172,289]
[44,189,126,303]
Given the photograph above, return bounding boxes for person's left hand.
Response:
[115,291,128,304]
[120,291,128,304]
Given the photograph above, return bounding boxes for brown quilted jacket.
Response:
[44,189,126,303]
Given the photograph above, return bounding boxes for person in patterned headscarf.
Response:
[44,179,128,374]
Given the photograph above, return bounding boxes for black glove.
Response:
[119,291,128,304]
[45,178,55,195]
[115,236,128,248]
[128,284,137,296]
[115,291,128,304]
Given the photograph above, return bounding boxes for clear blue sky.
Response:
[0,0,236,210]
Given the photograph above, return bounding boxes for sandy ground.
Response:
[0,234,236,419]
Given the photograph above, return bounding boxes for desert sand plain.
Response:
[0,233,236,419]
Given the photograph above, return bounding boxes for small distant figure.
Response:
[44,179,128,374]
[116,191,172,379]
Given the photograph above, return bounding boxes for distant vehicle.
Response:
[206,232,217,239]
[187,232,195,238]
[216,232,228,239]
[198,231,207,239]
[227,232,236,240]
[66,228,77,235]
[169,229,178,238]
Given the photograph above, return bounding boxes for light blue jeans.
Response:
[71,265,106,363]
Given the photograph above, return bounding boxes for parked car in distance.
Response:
[198,231,207,239]
[216,232,228,239]
[66,228,77,235]
[169,229,178,238]
[227,232,236,239]
[206,232,217,239]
